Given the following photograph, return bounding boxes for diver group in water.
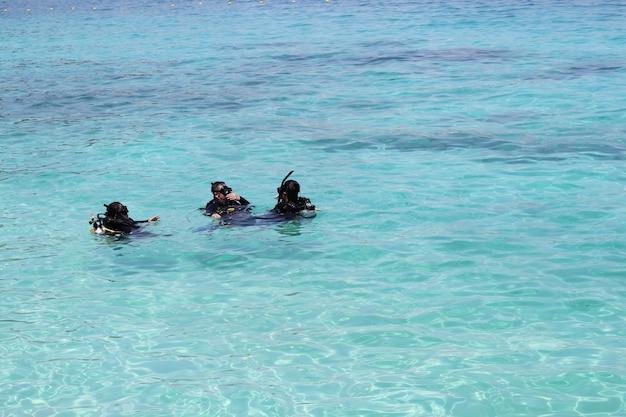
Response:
[90,171,316,236]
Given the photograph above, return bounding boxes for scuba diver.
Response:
[90,202,160,236]
[203,181,255,226]
[271,171,316,218]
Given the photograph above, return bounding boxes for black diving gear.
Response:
[204,182,251,217]
[204,195,251,217]
[272,197,316,214]
[272,171,316,216]
[219,186,233,196]
[90,202,154,235]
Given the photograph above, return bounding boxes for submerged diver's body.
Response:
[91,202,159,235]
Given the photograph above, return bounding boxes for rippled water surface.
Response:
[2,0,626,415]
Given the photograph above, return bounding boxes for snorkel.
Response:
[277,170,294,203]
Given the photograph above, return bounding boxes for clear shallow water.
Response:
[2,0,626,415]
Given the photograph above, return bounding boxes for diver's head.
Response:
[104,202,129,219]
[278,179,300,203]
[211,182,232,201]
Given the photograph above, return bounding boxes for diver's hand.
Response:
[148,215,160,222]
[211,213,221,219]
[226,193,241,201]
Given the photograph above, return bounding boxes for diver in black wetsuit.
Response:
[271,171,316,217]
[204,181,252,220]
[90,202,160,235]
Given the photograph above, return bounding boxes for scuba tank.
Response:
[89,213,105,234]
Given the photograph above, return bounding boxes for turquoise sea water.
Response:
[2,0,626,415]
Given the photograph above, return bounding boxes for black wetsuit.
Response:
[272,197,315,215]
[204,197,251,217]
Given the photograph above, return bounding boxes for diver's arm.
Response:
[204,201,222,218]
[134,215,160,224]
